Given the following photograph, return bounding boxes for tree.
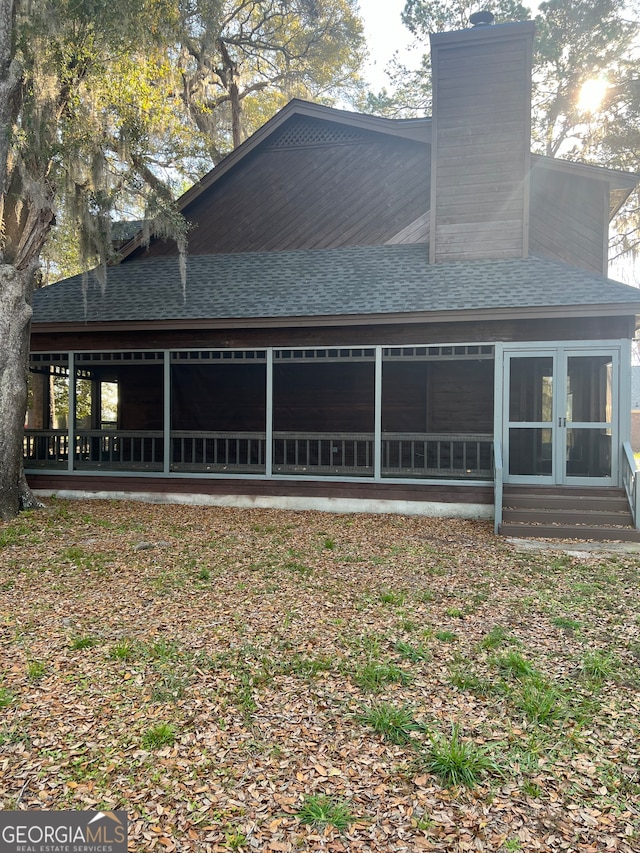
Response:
[178,0,365,155]
[531,1,637,158]
[0,0,365,520]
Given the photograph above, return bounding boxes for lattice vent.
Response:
[267,117,369,149]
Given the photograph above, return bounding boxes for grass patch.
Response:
[394,640,431,662]
[150,672,188,703]
[552,616,582,634]
[109,639,138,661]
[358,702,424,744]
[287,653,333,678]
[0,687,15,707]
[480,626,513,650]
[514,681,564,724]
[26,660,46,680]
[141,723,176,749]
[435,630,457,643]
[379,589,405,606]
[352,661,411,693]
[296,794,354,831]
[449,665,504,697]
[421,724,501,788]
[493,650,537,680]
[69,635,99,651]
[581,650,619,681]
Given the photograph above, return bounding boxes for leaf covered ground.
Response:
[1,498,639,852]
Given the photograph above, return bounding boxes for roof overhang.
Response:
[531,154,639,220]
[31,301,640,337]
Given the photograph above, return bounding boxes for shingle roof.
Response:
[32,244,640,325]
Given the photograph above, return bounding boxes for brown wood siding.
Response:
[30,315,633,355]
[171,364,266,431]
[118,366,164,429]
[382,363,428,431]
[529,169,607,274]
[431,34,532,263]
[427,361,494,432]
[273,363,375,432]
[131,127,430,258]
[381,361,493,433]
[26,473,493,506]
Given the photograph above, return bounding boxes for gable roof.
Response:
[118,101,432,261]
[32,245,640,332]
[116,99,638,262]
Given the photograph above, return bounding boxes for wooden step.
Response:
[502,485,626,497]
[503,493,630,512]
[499,486,640,541]
[499,521,640,542]
[502,507,634,526]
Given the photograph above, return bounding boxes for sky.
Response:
[359,0,419,91]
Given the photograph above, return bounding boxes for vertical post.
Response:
[266,348,273,477]
[67,352,75,473]
[374,346,382,480]
[619,339,631,489]
[493,343,504,534]
[493,440,503,535]
[163,350,171,475]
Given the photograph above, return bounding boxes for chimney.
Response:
[429,16,535,263]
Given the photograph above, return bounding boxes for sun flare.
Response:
[577,77,609,113]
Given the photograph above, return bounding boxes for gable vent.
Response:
[267,117,369,149]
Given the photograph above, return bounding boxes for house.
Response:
[26,17,640,539]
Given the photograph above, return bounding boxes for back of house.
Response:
[28,14,640,539]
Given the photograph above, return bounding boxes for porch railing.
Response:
[622,441,640,529]
[24,428,493,480]
[24,429,165,470]
[171,431,266,472]
[272,431,493,477]
[382,432,493,477]
[74,430,164,470]
[273,432,373,474]
[23,429,69,469]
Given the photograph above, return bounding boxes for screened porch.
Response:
[24,346,495,481]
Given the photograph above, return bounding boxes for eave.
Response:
[531,154,639,220]
[30,301,640,337]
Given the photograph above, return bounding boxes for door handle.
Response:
[558,417,566,427]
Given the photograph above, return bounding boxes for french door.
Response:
[504,348,617,485]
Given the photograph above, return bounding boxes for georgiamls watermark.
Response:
[0,811,127,853]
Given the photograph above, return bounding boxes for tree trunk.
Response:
[0,263,40,520]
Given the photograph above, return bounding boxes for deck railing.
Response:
[24,428,494,479]
[75,430,164,470]
[382,432,493,477]
[23,429,69,468]
[622,441,640,529]
[171,431,266,472]
[273,432,373,474]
